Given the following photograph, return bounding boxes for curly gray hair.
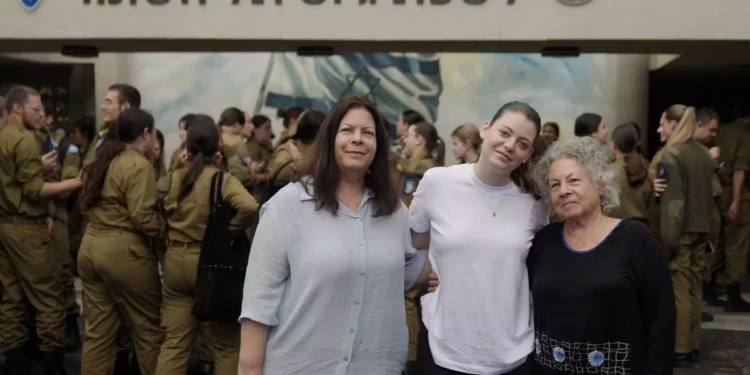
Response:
[532,136,620,211]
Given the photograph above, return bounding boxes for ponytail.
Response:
[664,105,696,147]
[431,137,446,166]
[623,153,648,186]
[178,114,222,202]
[178,153,214,203]
[80,140,128,210]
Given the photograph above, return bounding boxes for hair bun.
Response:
[276,108,287,119]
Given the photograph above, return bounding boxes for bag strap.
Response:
[209,172,224,213]
[268,159,296,186]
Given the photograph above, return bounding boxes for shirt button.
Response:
[359,270,365,275]
[355,217,361,221]
[355,300,361,305]
[343,357,349,361]
[350,328,355,333]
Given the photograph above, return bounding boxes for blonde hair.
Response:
[664,105,696,147]
[650,104,696,178]
[451,123,481,154]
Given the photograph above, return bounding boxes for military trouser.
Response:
[0,217,65,352]
[198,324,215,363]
[721,200,750,283]
[54,219,80,316]
[77,226,163,375]
[670,233,707,354]
[405,284,425,362]
[154,243,239,375]
[704,203,723,281]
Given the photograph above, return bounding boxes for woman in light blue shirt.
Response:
[238,95,431,375]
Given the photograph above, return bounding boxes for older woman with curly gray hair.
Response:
[526,136,675,375]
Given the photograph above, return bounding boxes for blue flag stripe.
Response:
[265,93,333,113]
[340,53,440,76]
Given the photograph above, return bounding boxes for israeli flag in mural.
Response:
[262,53,443,123]
[19,0,42,11]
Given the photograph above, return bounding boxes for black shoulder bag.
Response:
[260,159,296,204]
[192,172,252,322]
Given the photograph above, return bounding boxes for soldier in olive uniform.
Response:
[399,121,443,373]
[0,95,7,130]
[714,108,750,312]
[218,108,255,186]
[169,114,197,172]
[264,111,324,198]
[607,123,652,224]
[0,86,83,373]
[38,110,84,351]
[691,108,725,308]
[80,84,144,372]
[77,108,165,375]
[155,120,259,375]
[83,84,141,168]
[245,114,275,199]
[653,105,714,367]
[67,117,96,271]
[274,106,304,148]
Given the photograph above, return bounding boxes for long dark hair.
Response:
[297,95,399,217]
[178,114,220,202]
[80,108,154,210]
[291,110,326,144]
[489,101,542,198]
[411,122,445,166]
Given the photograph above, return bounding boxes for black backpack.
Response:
[192,172,252,322]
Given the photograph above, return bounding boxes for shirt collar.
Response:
[297,179,374,202]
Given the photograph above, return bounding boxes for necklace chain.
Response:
[473,184,508,217]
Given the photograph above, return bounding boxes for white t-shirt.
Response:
[409,163,548,375]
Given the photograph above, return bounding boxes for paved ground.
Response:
[7,284,750,375]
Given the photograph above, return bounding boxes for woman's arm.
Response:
[411,230,430,250]
[238,320,269,375]
[238,200,291,374]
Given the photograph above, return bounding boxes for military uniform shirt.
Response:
[163,166,259,244]
[659,139,715,251]
[85,145,165,238]
[0,121,49,218]
[716,120,750,200]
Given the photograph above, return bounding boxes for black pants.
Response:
[415,321,532,375]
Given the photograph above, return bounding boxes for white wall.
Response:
[2,0,748,42]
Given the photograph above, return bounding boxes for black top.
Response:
[527,220,675,375]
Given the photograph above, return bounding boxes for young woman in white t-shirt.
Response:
[409,101,548,375]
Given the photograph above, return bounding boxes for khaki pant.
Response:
[198,324,215,363]
[704,204,723,280]
[722,214,750,283]
[53,220,80,316]
[0,218,65,352]
[77,226,163,375]
[671,233,707,354]
[155,244,239,375]
[405,285,423,362]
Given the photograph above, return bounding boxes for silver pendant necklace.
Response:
[474,186,508,217]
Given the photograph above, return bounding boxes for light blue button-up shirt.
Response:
[240,181,428,375]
